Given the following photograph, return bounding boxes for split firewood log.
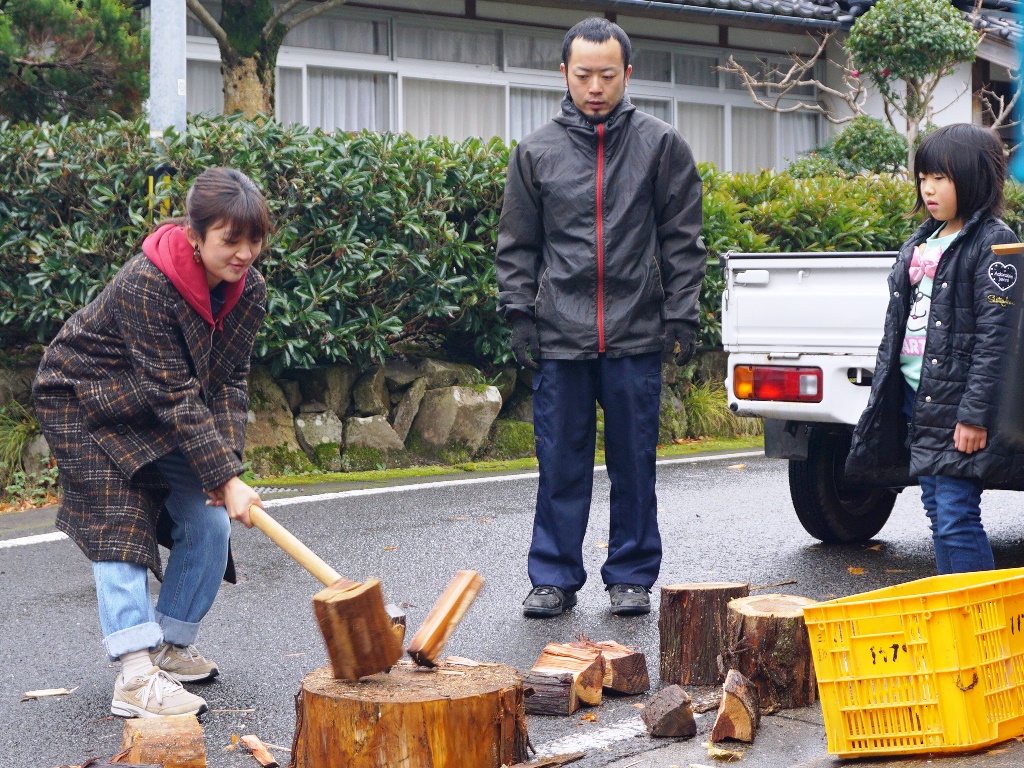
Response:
[239,735,280,767]
[640,684,697,738]
[407,570,483,666]
[119,715,206,768]
[524,643,604,715]
[568,638,649,694]
[711,669,760,743]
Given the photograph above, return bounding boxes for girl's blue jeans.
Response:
[903,382,993,575]
[92,451,231,660]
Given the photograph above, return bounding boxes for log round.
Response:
[723,593,817,713]
[291,662,529,768]
[658,582,750,685]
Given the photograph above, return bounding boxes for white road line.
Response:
[533,714,706,757]
[0,531,69,548]
[0,449,764,549]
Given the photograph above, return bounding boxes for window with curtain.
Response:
[506,33,562,72]
[276,68,304,126]
[186,60,223,116]
[780,111,820,165]
[403,79,504,140]
[631,97,671,124]
[631,48,671,82]
[510,87,563,142]
[284,17,388,54]
[675,54,718,88]
[395,23,499,67]
[678,102,724,168]
[308,67,390,133]
[733,107,777,172]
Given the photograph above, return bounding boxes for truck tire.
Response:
[788,427,896,543]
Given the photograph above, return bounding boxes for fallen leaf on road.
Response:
[703,742,743,761]
[596,542,608,549]
[632,702,645,709]
[384,546,397,551]
[866,544,882,551]
[580,712,598,722]
[885,569,909,573]
[476,518,495,523]
[22,687,77,700]
[224,733,240,752]
[726,464,746,470]
[848,567,865,575]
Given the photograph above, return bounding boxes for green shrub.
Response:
[787,152,848,179]
[683,379,762,439]
[829,117,907,174]
[0,403,38,487]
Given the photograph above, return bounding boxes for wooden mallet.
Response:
[248,505,404,681]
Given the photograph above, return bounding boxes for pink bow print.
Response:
[909,244,940,284]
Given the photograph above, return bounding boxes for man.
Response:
[496,17,706,618]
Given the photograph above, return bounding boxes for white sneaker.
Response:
[111,666,209,718]
[151,642,220,682]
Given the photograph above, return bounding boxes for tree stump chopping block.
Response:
[723,594,817,713]
[658,582,750,685]
[291,662,528,768]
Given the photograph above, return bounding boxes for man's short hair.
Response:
[562,17,631,69]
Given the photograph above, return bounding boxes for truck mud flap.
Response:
[764,419,810,460]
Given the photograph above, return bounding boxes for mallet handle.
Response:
[249,505,343,587]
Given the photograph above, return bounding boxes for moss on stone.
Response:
[246,445,315,477]
[659,391,687,445]
[405,431,472,465]
[484,419,535,460]
[341,445,387,473]
[311,441,342,471]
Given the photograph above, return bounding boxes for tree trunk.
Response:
[723,594,817,713]
[291,663,528,768]
[221,52,274,117]
[658,582,750,685]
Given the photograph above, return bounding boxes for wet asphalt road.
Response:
[4,451,1024,768]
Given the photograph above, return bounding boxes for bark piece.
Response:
[659,582,750,686]
[711,669,760,743]
[119,715,206,768]
[407,570,484,667]
[291,663,528,768]
[525,643,604,715]
[239,735,279,767]
[312,577,405,681]
[508,754,585,767]
[640,684,697,738]
[568,638,650,694]
[723,594,817,713]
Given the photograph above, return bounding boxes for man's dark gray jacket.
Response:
[496,95,706,360]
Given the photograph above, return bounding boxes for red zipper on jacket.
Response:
[596,123,606,353]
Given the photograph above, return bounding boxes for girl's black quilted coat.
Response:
[846,211,1024,487]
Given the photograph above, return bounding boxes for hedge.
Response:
[3,113,1017,369]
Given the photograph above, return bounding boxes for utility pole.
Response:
[149,0,187,139]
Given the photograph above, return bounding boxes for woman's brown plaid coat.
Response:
[33,254,267,579]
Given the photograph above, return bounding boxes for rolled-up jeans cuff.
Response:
[156,610,201,646]
[103,622,163,661]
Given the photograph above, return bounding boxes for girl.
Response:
[33,167,269,717]
[847,123,1023,575]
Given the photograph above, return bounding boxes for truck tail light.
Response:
[733,365,823,403]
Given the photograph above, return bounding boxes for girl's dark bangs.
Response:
[914,138,955,177]
[222,195,271,242]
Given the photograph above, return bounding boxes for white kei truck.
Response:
[722,250,902,544]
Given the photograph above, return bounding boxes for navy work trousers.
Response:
[528,351,663,592]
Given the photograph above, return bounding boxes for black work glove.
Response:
[663,320,696,366]
[510,316,541,371]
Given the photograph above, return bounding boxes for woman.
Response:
[33,167,269,717]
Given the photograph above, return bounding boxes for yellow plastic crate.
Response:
[805,567,1024,758]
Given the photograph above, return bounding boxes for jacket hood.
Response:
[554,93,635,134]
[142,223,245,331]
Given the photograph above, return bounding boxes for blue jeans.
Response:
[903,381,992,574]
[529,352,662,592]
[93,451,231,659]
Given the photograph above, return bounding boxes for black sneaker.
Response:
[608,584,651,616]
[523,586,577,618]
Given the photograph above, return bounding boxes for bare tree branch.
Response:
[717,33,869,126]
[263,0,308,38]
[185,0,229,49]
[282,0,349,34]
[977,73,1022,130]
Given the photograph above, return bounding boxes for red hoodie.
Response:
[142,224,245,332]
